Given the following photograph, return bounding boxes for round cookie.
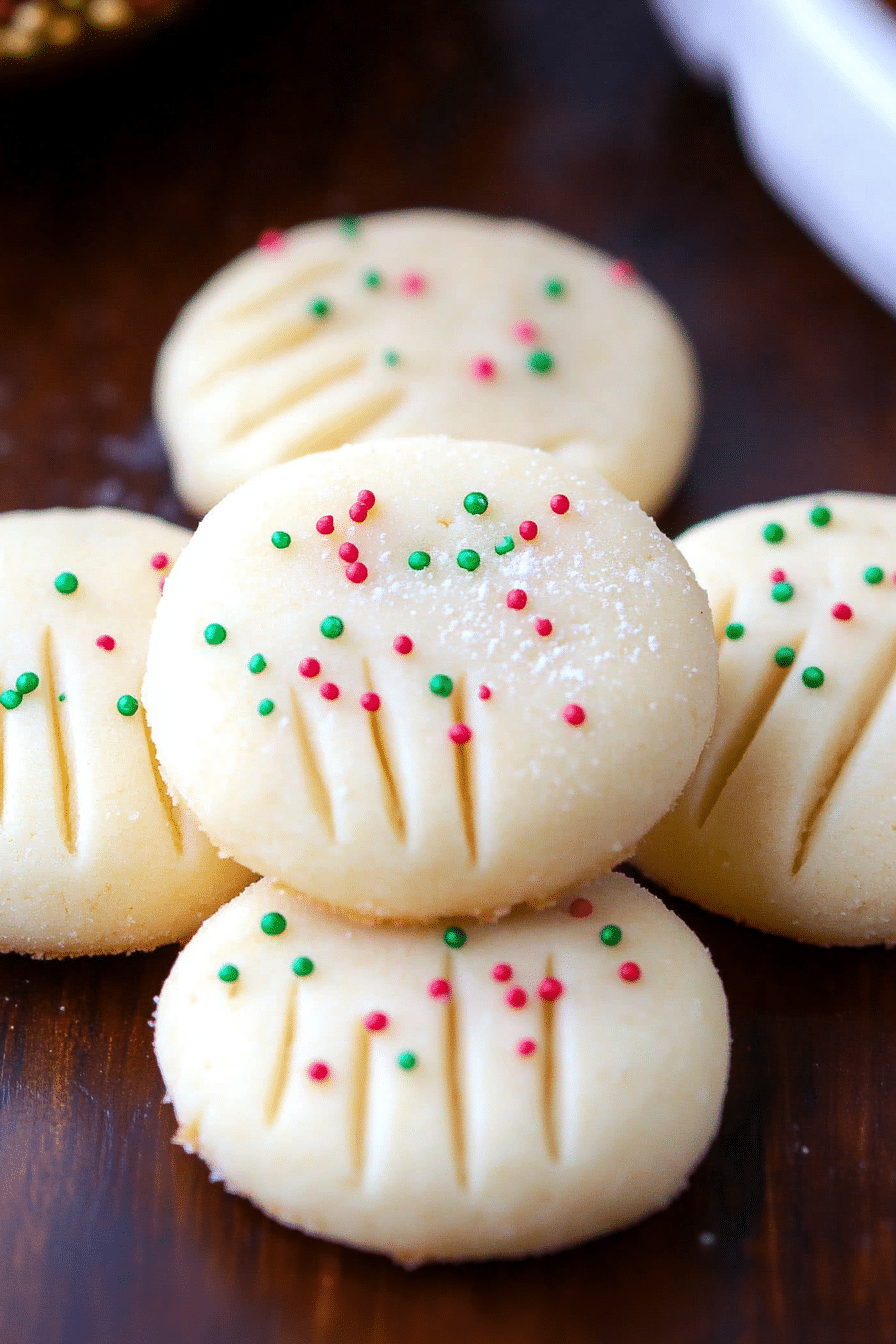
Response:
[142,437,719,922]
[154,871,730,1264]
[154,209,700,516]
[0,508,251,957]
[637,493,896,945]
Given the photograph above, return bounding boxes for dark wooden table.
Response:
[2,1,896,1340]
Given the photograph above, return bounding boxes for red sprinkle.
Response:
[550,494,570,515]
[478,684,491,700]
[346,561,368,584]
[519,520,538,541]
[159,580,166,593]
[308,1061,330,1081]
[357,490,376,509]
[770,568,787,584]
[470,356,496,380]
[400,271,426,296]
[259,229,285,253]
[300,658,320,678]
[349,503,368,523]
[320,682,340,700]
[563,704,586,726]
[506,986,528,1009]
[150,552,169,570]
[393,634,413,655]
[513,320,539,344]
[618,961,642,983]
[534,617,552,637]
[492,963,513,982]
[517,1038,537,1056]
[364,1011,389,1031]
[507,588,528,610]
[609,258,637,285]
[449,723,472,745]
[832,602,853,621]
[316,515,335,535]
[95,635,115,651]
[568,898,593,918]
[429,978,452,1001]
[360,692,381,711]
[339,542,359,562]
[538,976,563,1002]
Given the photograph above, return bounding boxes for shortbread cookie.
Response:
[155,871,730,1263]
[637,493,896,945]
[142,437,718,922]
[0,508,250,956]
[154,209,699,516]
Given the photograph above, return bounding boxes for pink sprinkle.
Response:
[470,356,496,380]
[339,542,359,563]
[492,963,513,982]
[96,635,115,651]
[832,602,853,621]
[771,568,787,584]
[506,986,528,1009]
[513,320,539,344]
[609,259,637,285]
[300,658,320,678]
[478,684,491,700]
[320,682,339,700]
[349,503,368,523]
[538,976,563,1002]
[564,704,586,726]
[517,1038,537,1057]
[534,617,552,637]
[550,494,570,515]
[519,520,538,541]
[357,490,376,510]
[400,271,426,296]
[618,961,641,983]
[429,978,451,1001]
[449,723,472,745]
[316,515,334,535]
[346,561,368,584]
[568,897,593,919]
[364,1011,389,1031]
[150,552,169,570]
[507,588,527,610]
[308,1061,330,1081]
[360,692,381,712]
[393,634,413,655]
[259,229,285,253]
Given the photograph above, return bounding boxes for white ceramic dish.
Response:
[650,0,896,316]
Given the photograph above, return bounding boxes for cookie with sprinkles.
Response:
[142,436,717,922]
[154,209,699,516]
[154,870,729,1264]
[637,493,896,944]
[0,508,250,956]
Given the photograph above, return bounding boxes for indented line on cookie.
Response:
[193,320,324,393]
[349,1021,371,1184]
[361,660,406,843]
[710,588,737,647]
[219,259,346,327]
[221,354,368,446]
[443,952,467,1189]
[43,629,76,856]
[140,711,184,856]
[792,632,896,875]
[268,384,405,466]
[541,955,560,1163]
[289,689,335,841]
[264,977,299,1127]
[450,678,477,865]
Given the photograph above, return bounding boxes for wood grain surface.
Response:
[1,1,896,1340]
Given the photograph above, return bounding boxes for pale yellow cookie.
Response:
[0,508,251,956]
[637,493,896,945]
[154,871,730,1264]
[142,437,718,922]
[154,209,699,516]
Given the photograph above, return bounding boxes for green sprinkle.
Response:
[292,956,314,977]
[248,654,267,674]
[802,666,825,689]
[457,549,480,572]
[463,492,488,516]
[600,924,622,947]
[408,550,431,571]
[54,571,78,595]
[204,623,227,645]
[0,690,22,710]
[429,674,453,697]
[341,214,360,236]
[397,1051,417,1071]
[528,350,554,374]
[117,695,139,717]
[258,698,275,716]
[218,964,239,983]
[544,277,566,299]
[444,926,466,949]
[271,530,291,549]
[810,505,831,528]
[725,623,745,641]
[58,694,66,703]
[15,672,38,695]
[771,582,794,603]
[763,522,785,544]
[495,535,515,556]
[364,270,382,289]
[774,646,796,668]
[864,566,885,585]
[383,349,400,367]
[309,297,331,319]
[320,615,344,639]
[261,911,286,936]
